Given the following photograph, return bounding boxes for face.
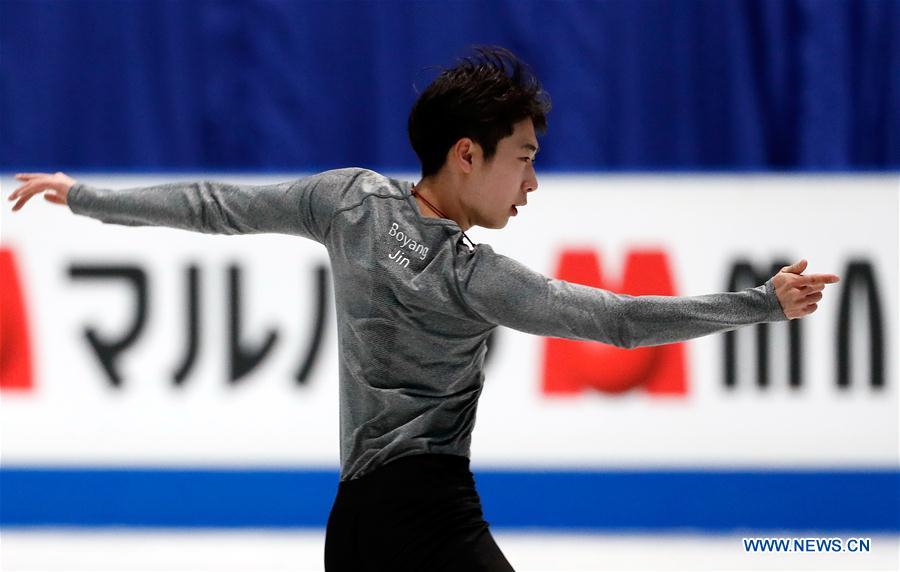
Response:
[464,118,539,229]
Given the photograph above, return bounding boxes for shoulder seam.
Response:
[449,247,494,325]
[322,169,372,242]
[329,191,409,236]
[333,190,405,219]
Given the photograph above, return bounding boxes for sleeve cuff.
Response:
[765,277,789,321]
[67,182,84,214]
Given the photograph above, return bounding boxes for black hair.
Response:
[408,46,551,178]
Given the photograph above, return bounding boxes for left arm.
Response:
[457,246,838,349]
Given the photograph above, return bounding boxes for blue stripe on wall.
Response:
[2,467,897,532]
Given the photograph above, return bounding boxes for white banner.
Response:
[2,173,897,468]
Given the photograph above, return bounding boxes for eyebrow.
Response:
[521,143,540,154]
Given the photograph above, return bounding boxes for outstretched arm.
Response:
[457,246,839,349]
[8,169,363,244]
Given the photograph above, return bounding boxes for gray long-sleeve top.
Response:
[67,168,789,480]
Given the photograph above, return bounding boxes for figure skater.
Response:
[8,46,839,571]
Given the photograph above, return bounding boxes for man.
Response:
[8,46,839,571]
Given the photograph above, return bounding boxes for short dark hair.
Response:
[408,46,552,178]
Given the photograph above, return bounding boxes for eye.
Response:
[521,157,533,164]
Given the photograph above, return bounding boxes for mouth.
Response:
[510,205,518,216]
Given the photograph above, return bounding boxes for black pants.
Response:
[324,453,515,571]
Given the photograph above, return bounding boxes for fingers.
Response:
[791,282,827,305]
[8,178,53,202]
[8,181,46,211]
[781,259,808,274]
[12,194,33,211]
[773,261,842,320]
[797,274,841,286]
[12,173,51,187]
[803,290,823,303]
[13,173,50,185]
[778,260,839,287]
[8,181,37,204]
[8,173,68,211]
[786,300,820,320]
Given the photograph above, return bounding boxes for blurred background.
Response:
[1,1,898,571]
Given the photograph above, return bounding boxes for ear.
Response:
[452,138,478,174]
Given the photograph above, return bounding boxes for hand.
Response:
[771,259,840,319]
[8,172,78,212]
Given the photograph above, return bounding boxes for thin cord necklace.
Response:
[411,183,477,251]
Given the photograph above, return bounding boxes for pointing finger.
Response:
[800,274,840,286]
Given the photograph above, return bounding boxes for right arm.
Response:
[8,168,368,244]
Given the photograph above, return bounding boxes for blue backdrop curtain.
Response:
[2,0,898,172]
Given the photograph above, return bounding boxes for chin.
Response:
[475,214,509,230]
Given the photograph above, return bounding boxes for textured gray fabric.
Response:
[68,168,789,480]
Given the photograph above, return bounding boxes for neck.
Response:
[413,174,472,231]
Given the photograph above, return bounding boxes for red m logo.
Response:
[542,249,687,396]
[1,247,35,391]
